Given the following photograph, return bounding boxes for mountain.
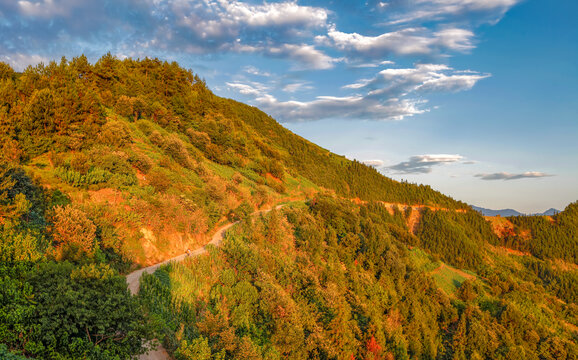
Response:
[472,205,561,217]
[471,205,522,217]
[0,56,577,359]
[541,207,561,216]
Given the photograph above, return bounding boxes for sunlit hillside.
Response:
[0,55,464,267]
[0,57,576,360]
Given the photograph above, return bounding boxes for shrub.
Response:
[90,152,137,187]
[186,129,211,151]
[99,120,132,147]
[70,152,91,174]
[164,134,193,168]
[128,151,154,173]
[147,167,172,192]
[228,201,254,222]
[114,95,134,118]
[55,167,113,187]
[149,130,165,148]
[136,119,155,136]
[0,344,27,359]
[0,139,23,164]
[52,205,96,260]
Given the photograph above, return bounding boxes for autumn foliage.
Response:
[52,205,96,260]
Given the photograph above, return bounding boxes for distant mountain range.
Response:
[471,205,560,217]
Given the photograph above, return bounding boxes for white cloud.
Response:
[232,42,338,70]
[321,26,474,58]
[282,81,313,93]
[255,93,426,122]
[243,65,271,77]
[346,60,396,69]
[17,0,69,18]
[387,0,521,25]
[267,43,338,70]
[388,154,464,173]
[226,81,269,96]
[364,63,489,97]
[362,159,385,168]
[342,78,372,90]
[228,63,488,122]
[170,0,328,43]
[475,172,553,181]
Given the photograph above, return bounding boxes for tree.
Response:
[0,62,15,80]
[25,262,152,359]
[175,338,212,360]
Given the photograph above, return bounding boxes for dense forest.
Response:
[140,197,578,359]
[502,202,578,263]
[0,56,576,359]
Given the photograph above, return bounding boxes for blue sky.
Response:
[1,0,576,212]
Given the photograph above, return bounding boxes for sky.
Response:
[1,0,576,213]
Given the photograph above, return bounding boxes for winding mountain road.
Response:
[127,204,285,359]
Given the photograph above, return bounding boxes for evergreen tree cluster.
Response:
[140,196,578,360]
[505,202,578,264]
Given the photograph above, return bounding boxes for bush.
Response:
[99,120,132,147]
[55,166,113,187]
[70,152,91,174]
[114,95,134,118]
[128,151,154,173]
[23,262,152,359]
[0,344,27,359]
[149,130,165,148]
[164,134,193,168]
[89,152,138,187]
[147,167,172,192]
[52,205,96,260]
[228,201,253,222]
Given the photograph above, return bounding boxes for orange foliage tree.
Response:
[52,205,96,260]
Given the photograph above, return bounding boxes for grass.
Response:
[409,248,474,295]
[410,248,440,272]
[208,162,237,179]
[431,264,469,295]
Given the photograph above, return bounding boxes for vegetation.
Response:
[140,196,578,360]
[0,55,576,358]
[415,209,498,271]
[502,202,578,264]
[0,165,153,358]
[0,262,151,359]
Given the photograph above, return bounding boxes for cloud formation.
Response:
[226,81,270,96]
[475,172,553,181]
[0,0,333,69]
[319,26,474,58]
[256,93,426,122]
[362,160,385,168]
[388,154,465,174]
[385,0,521,25]
[235,63,488,122]
[0,0,519,122]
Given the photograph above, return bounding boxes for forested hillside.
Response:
[0,55,466,264]
[0,56,576,359]
[501,202,578,263]
[140,196,578,359]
